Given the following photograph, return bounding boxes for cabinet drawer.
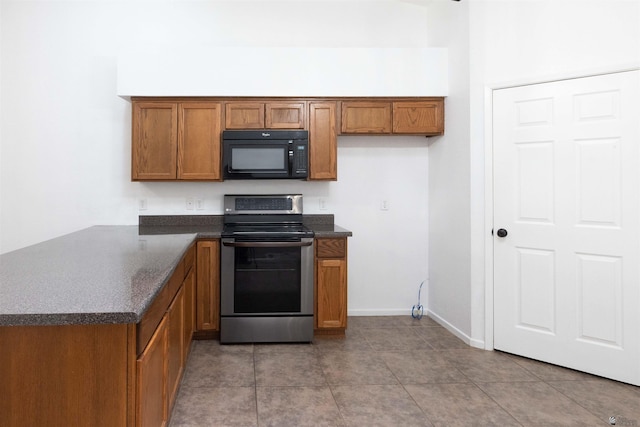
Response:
[316,238,346,258]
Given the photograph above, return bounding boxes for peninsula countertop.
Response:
[0,218,351,327]
[0,226,196,326]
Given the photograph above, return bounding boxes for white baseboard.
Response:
[427,310,485,349]
[348,308,414,316]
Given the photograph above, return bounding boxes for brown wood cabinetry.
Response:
[132,100,222,181]
[183,265,196,358]
[393,100,444,134]
[132,102,178,180]
[165,286,184,418]
[131,97,443,182]
[136,316,167,427]
[309,102,337,180]
[0,323,133,427]
[225,102,264,128]
[178,102,223,180]
[196,240,220,334]
[340,99,444,135]
[135,243,195,427]
[315,238,348,334]
[225,102,305,129]
[341,101,392,134]
[266,102,305,128]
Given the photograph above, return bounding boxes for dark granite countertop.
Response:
[0,226,196,326]
[138,214,353,238]
[0,217,351,327]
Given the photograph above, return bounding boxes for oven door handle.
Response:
[223,241,313,248]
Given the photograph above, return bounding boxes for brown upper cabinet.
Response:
[178,102,223,180]
[393,100,444,135]
[132,101,222,181]
[308,102,338,181]
[131,97,444,182]
[132,102,178,180]
[225,102,305,129]
[341,101,392,134]
[340,99,444,135]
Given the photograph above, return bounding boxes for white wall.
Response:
[0,1,431,315]
[423,0,640,347]
[425,0,471,341]
[467,0,640,348]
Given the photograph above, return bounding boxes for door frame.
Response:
[483,64,640,351]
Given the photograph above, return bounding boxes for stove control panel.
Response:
[235,197,292,211]
[224,194,303,215]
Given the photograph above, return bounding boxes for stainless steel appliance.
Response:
[222,130,309,180]
[220,194,315,343]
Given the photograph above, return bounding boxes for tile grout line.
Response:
[508,354,612,424]
[252,345,260,427]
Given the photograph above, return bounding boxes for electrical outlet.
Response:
[319,198,327,210]
[380,200,390,211]
[186,198,195,210]
[138,198,147,211]
[196,199,204,210]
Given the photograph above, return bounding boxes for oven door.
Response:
[220,237,314,317]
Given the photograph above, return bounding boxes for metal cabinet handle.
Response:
[223,241,313,248]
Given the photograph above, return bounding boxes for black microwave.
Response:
[222,130,309,180]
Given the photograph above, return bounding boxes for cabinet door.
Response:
[183,266,196,360]
[225,103,265,129]
[316,238,348,330]
[132,102,178,180]
[392,100,444,134]
[266,102,305,129]
[166,287,184,418]
[136,316,167,427]
[196,240,220,331]
[341,101,392,134]
[178,102,222,180]
[316,258,347,329]
[308,102,337,180]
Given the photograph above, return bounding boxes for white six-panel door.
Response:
[493,71,639,385]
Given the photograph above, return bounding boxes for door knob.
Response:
[496,228,508,238]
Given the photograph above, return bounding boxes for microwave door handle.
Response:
[288,142,294,174]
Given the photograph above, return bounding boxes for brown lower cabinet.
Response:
[136,316,167,427]
[315,237,348,334]
[0,323,133,427]
[195,240,220,335]
[0,243,196,427]
[136,244,195,427]
[183,265,196,357]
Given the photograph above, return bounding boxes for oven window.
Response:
[234,246,302,313]
[231,147,286,171]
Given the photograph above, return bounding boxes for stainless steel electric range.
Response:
[220,194,315,344]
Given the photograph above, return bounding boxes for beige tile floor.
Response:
[169,316,640,426]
